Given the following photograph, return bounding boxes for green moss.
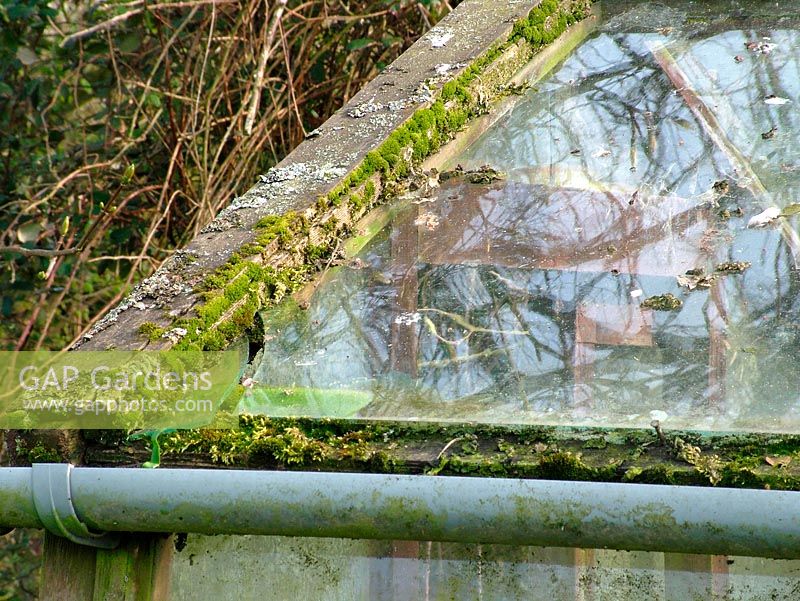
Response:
[15,437,62,463]
[641,293,682,311]
[364,180,376,200]
[380,138,402,167]
[364,150,390,175]
[196,294,231,326]
[159,415,389,469]
[256,427,326,465]
[660,466,710,486]
[255,212,305,246]
[137,322,166,341]
[445,455,510,477]
[315,195,329,211]
[535,451,604,480]
[719,466,765,489]
[82,418,800,490]
[305,244,330,264]
[351,180,377,211]
[196,329,227,350]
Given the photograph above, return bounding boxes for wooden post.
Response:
[40,533,97,601]
[40,532,174,601]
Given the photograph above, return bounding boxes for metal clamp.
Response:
[31,463,119,549]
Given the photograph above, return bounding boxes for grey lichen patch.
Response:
[200,209,244,234]
[82,271,192,341]
[213,160,354,224]
[161,327,189,345]
[433,62,467,77]
[347,83,434,118]
[426,25,455,49]
[161,249,199,270]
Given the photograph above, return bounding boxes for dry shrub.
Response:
[0,0,451,350]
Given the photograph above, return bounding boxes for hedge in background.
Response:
[0,0,450,350]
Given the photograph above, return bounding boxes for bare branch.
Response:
[244,0,287,135]
[60,0,237,47]
[0,245,78,257]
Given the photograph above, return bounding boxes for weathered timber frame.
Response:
[6,0,800,597]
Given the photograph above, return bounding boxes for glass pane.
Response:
[246,0,800,432]
[169,534,800,601]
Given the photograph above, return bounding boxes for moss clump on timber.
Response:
[138,322,166,341]
[138,0,593,351]
[13,437,63,464]
[158,415,396,470]
[92,419,800,491]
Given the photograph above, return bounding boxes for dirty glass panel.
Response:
[169,534,800,601]
[246,1,800,431]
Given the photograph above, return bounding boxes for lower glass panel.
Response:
[169,534,800,601]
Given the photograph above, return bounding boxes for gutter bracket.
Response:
[31,463,119,549]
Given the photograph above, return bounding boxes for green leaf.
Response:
[81,78,95,97]
[119,33,142,53]
[347,38,373,51]
[143,10,158,34]
[381,35,402,47]
[16,222,42,243]
[7,3,34,20]
[110,227,131,244]
[121,162,136,184]
[92,190,110,205]
[781,203,800,216]
[145,92,161,108]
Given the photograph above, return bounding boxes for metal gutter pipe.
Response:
[1,464,798,557]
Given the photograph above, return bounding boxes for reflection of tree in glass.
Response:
[462,25,800,204]
[251,13,800,430]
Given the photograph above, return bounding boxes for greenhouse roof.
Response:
[244,0,800,435]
